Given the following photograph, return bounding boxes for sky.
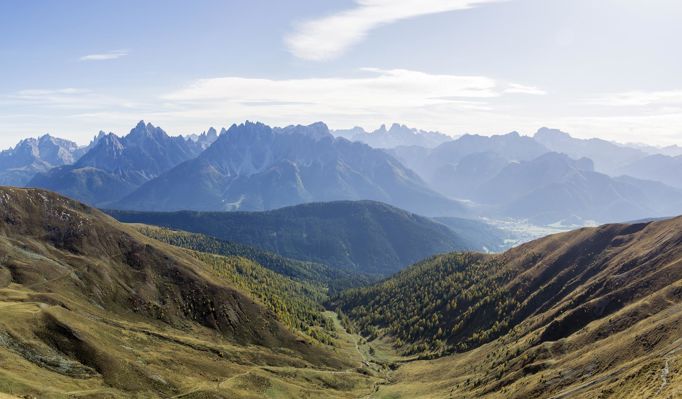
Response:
[1,0,682,148]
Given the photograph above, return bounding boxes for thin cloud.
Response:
[163,68,517,107]
[79,49,129,61]
[285,0,503,61]
[156,68,541,132]
[2,88,139,110]
[504,83,546,96]
[589,90,682,107]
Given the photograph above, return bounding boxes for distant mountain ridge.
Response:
[115,121,466,216]
[388,129,682,225]
[28,121,202,206]
[617,153,682,189]
[533,127,649,174]
[7,121,682,227]
[0,134,89,186]
[333,123,452,149]
[474,152,682,225]
[391,131,549,186]
[186,126,221,150]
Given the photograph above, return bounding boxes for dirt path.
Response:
[655,359,671,397]
[550,365,628,399]
[354,337,393,399]
[217,368,255,390]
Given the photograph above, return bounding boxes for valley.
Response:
[4,1,682,397]
[333,216,682,398]
[1,186,680,397]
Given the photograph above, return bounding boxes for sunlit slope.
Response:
[0,187,379,398]
[336,217,682,398]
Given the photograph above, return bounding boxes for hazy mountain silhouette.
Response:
[28,121,201,206]
[333,123,451,149]
[115,121,467,216]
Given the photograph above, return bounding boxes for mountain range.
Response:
[533,127,649,175]
[114,121,465,217]
[1,120,679,227]
[389,131,548,188]
[28,121,203,207]
[0,134,90,186]
[333,123,452,149]
[389,129,682,225]
[471,152,682,225]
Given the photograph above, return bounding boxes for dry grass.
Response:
[361,217,682,398]
[0,187,381,398]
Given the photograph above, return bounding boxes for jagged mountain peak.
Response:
[275,122,332,140]
[125,120,169,142]
[333,122,451,149]
[115,120,465,216]
[29,121,202,206]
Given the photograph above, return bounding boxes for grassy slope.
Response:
[0,187,382,398]
[337,217,682,398]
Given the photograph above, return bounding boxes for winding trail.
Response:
[655,359,670,397]
[217,368,255,390]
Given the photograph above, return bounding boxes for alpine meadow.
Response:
[1,1,681,398]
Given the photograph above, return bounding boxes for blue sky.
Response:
[1,0,682,148]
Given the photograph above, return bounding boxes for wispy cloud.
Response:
[154,68,544,133]
[504,83,546,96]
[285,0,503,61]
[1,88,139,111]
[79,49,129,61]
[588,90,682,107]
[162,68,538,113]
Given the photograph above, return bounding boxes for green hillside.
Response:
[107,200,476,276]
[0,187,383,398]
[134,225,374,294]
[333,218,682,397]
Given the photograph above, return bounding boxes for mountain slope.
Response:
[28,121,200,206]
[115,121,466,217]
[107,200,478,276]
[617,153,682,189]
[474,152,682,225]
[0,134,87,186]
[334,216,682,398]
[0,187,379,398]
[432,216,512,252]
[430,151,510,198]
[133,224,374,293]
